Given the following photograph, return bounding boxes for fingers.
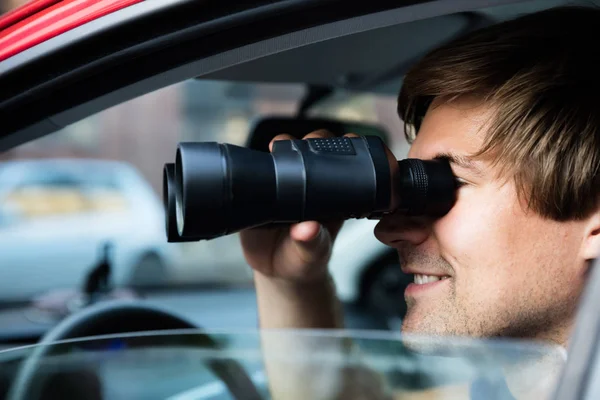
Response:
[269,134,295,151]
[302,129,336,139]
[269,130,338,152]
[289,221,332,265]
[290,221,322,242]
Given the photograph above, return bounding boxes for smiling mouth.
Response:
[413,274,450,284]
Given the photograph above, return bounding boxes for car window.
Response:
[0,78,407,331]
[0,330,566,400]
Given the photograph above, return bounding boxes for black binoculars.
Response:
[163,136,457,242]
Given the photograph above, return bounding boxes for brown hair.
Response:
[398,6,600,221]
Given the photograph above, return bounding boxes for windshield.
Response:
[0,79,409,334]
[0,329,566,400]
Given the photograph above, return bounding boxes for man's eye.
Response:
[455,177,468,187]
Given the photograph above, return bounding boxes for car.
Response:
[0,1,598,399]
[0,159,181,301]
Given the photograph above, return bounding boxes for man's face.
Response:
[375,97,589,344]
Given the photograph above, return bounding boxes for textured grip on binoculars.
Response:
[308,137,356,155]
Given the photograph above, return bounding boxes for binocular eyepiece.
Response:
[163,136,457,242]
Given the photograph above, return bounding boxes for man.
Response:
[240,5,600,398]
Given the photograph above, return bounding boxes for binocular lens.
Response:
[164,136,456,242]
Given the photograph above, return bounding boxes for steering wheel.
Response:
[8,300,264,400]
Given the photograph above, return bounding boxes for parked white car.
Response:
[0,159,181,302]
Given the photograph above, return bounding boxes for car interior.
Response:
[0,0,600,399]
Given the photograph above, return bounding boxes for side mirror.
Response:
[246,116,390,152]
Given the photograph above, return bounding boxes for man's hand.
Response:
[241,129,399,287]
[240,129,345,284]
[240,128,398,330]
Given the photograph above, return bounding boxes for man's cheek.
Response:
[434,190,499,258]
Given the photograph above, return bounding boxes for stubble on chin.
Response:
[397,245,470,338]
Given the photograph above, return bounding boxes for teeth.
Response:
[413,274,446,284]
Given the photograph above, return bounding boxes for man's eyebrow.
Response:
[433,152,485,176]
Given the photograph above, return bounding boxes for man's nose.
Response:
[374,212,432,247]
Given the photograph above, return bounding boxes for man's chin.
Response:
[399,311,460,354]
[401,302,459,335]
[400,308,433,335]
[400,315,435,351]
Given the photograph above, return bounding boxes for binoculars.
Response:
[163,136,457,242]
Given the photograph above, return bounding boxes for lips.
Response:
[401,265,451,279]
[413,274,450,284]
[397,250,454,294]
[404,271,451,297]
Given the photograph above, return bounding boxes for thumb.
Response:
[289,221,332,265]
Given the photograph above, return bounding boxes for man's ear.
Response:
[581,209,600,261]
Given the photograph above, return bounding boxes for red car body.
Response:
[0,0,141,62]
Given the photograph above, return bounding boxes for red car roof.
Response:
[0,0,142,62]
